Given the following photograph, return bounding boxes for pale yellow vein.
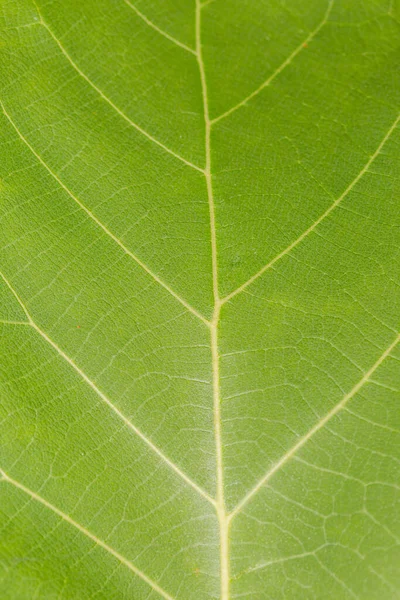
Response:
[1,102,209,326]
[196,2,230,598]
[0,271,215,506]
[229,331,400,519]
[211,0,334,124]
[222,111,400,305]
[31,1,202,172]
[0,470,175,600]
[123,0,196,55]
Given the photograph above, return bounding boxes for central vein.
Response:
[195,2,229,598]
[210,302,229,600]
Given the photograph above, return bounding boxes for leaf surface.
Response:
[1,1,400,598]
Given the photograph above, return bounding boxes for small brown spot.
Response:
[76,325,81,329]
[303,42,308,48]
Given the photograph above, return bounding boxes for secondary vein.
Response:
[221,111,400,305]
[1,101,209,326]
[229,331,400,519]
[0,270,215,506]
[211,0,334,124]
[123,0,196,54]
[31,1,202,172]
[0,470,175,600]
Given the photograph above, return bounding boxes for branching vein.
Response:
[1,102,209,326]
[222,111,400,304]
[32,1,202,172]
[211,0,334,124]
[123,0,196,54]
[0,271,215,506]
[229,331,400,518]
[3,2,399,597]
[0,470,175,600]
[196,2,229,598]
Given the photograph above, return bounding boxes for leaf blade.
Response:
[1,0,400,598]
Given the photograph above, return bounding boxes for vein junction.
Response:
[0,270,214,507]
[2,2,400,599]
[122,0,196,54]
[194,5,400,598]
[195,2,229,598]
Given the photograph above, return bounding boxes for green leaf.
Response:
[1,0,400,598]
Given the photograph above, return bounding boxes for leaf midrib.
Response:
[2,2,400,598]
[1,309,399,600]
[4,1,400,318]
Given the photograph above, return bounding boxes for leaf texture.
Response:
[1,0,400,598]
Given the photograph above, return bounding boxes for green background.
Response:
[1,0,400,598]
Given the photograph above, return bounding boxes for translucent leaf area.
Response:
[1,1,400,598]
